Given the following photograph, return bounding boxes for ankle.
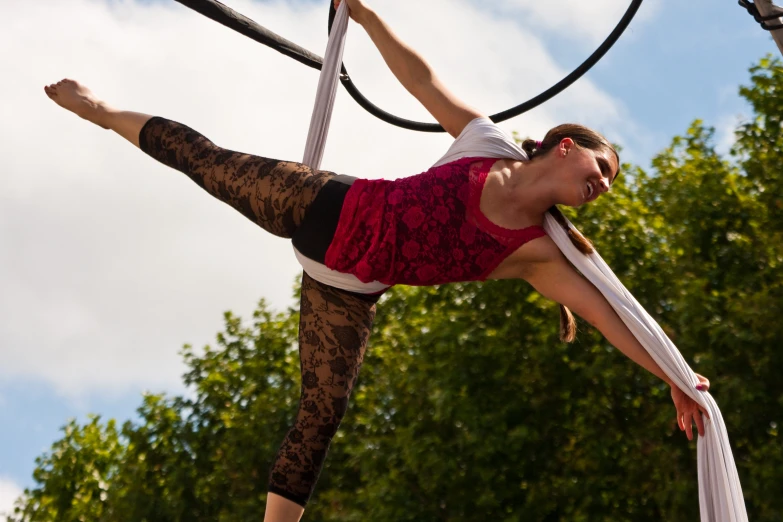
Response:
[92,103,115,129]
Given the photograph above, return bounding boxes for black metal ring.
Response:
[328,1,644,132]
[173,0,645,133]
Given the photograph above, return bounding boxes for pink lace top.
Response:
[323,156,547,286]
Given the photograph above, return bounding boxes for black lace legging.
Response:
[139,117,376,507]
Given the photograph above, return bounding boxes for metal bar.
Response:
[753,0,783,55]
[174,0,325,70]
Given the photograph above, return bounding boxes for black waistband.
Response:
[291,175,383,304]
[292,174,355,263]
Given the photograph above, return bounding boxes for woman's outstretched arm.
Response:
[336,0,483,137]
[520,237,711,441]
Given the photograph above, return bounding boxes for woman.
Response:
[44,0,710,520]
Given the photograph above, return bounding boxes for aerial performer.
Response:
[44,0,712,520]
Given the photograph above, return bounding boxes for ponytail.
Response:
[521,124,617,343]
[548,205,592,343]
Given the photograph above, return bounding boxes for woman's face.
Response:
[557,141,619,207]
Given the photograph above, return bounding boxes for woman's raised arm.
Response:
[520,237,711,441]
[336,0,483,137]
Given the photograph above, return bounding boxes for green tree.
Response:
[11,416,122,521]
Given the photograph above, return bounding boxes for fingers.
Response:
[679,411,695,441]
[681,412,693,441]
[695,411,706,438]
[671,379,712,441]
[678,409,709,441]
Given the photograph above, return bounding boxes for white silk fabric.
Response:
[301,3,748,520]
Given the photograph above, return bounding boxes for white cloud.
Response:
[0,0,640,396]
[715,112,744,156]
[492,0,661,45]
[0,478,23,518]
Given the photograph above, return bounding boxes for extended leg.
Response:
[265,273,376,520]
[44,79,331,238]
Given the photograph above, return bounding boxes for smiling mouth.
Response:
[585,182,594,201]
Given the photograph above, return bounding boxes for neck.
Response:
[505,160,559,218]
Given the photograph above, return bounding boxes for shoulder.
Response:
[508,234,567,277]
[433,118,527,167]
[518,234,561,261]
[459,117,517,145]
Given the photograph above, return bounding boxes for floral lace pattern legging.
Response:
[139,117,377,507]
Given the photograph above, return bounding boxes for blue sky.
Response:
[0,0,778,514]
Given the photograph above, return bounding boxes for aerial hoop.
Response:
[175,0,644,132]
[326,1,644,132]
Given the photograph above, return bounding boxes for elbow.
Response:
[407,73,435,97]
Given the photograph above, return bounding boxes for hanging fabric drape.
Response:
[543,219,749,522]
[301,4,748,520]
[302,0,349,167]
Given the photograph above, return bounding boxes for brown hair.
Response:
[520,124,619,343]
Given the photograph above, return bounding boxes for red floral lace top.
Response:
[323,156,547,286]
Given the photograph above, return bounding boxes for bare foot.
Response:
[44,79,112,129]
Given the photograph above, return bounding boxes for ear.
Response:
[559,137,575,157]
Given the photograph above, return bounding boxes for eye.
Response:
[596,158,614,185]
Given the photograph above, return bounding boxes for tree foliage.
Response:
[8,58,783,522]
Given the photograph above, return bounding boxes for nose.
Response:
[598,177,610,193]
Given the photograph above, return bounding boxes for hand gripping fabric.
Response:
[543,217,749,522]
[301,6,749,520]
